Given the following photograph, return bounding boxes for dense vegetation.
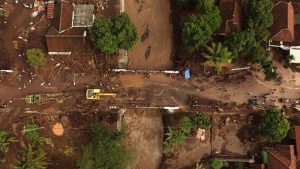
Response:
[164,111,212,152]
[13,123,48,169]
[181,0,221,53]
[259,108,290,142]
[90,13,138,54]
[77,123,135,169]
[226,0,273,64]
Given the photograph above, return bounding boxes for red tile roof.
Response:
[216,0,242,34]
[295,126,300,160]
[267,145,296,169]
[270,1,295,42]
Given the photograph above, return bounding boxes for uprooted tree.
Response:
[90,13,138,54]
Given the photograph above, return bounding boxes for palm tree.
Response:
[203,42,233,73]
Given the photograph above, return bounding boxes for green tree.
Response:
[113,13,138,50]
[246,45,270,64]
[181,0,221,53]
[225,30,256,58]
[203,42,233,73]
[201,5,221,31]
[77,123,135,169]
[90,18,118,54]
[179,116,193,134]
[182,15,212,53]
[12,145,47,169]
[195,0,215,12]
[24,124,40,145]
[191,111,212,129]
[165,127,187,145]
[208,159,229,169]
[259,108,290,142]
[26,49,46,67]
[247,0,274,29]
[90,13,137,54]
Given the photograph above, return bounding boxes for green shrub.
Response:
[208,159,229,169]
[165,127,187,145]
[179,116,193,134]
[24,124,40,145]
[26,48,46,67]
[191,111,212,129]
[262,61,278,81]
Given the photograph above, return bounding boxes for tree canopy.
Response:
[181,1,221,53]
[90,13,138,54]
[182,16,212,53]
[77,123,135,169]
[247,0,274,29]
[26,49,46,67]
[203,42,233,73]
[259,108,290,142]
[225,31,255,58]
[225,30,270,63]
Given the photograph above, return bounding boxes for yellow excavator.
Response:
[86,89,116,100]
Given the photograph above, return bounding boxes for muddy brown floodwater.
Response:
[125,0,173,70]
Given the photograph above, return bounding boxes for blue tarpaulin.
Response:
[184,69,191,79]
